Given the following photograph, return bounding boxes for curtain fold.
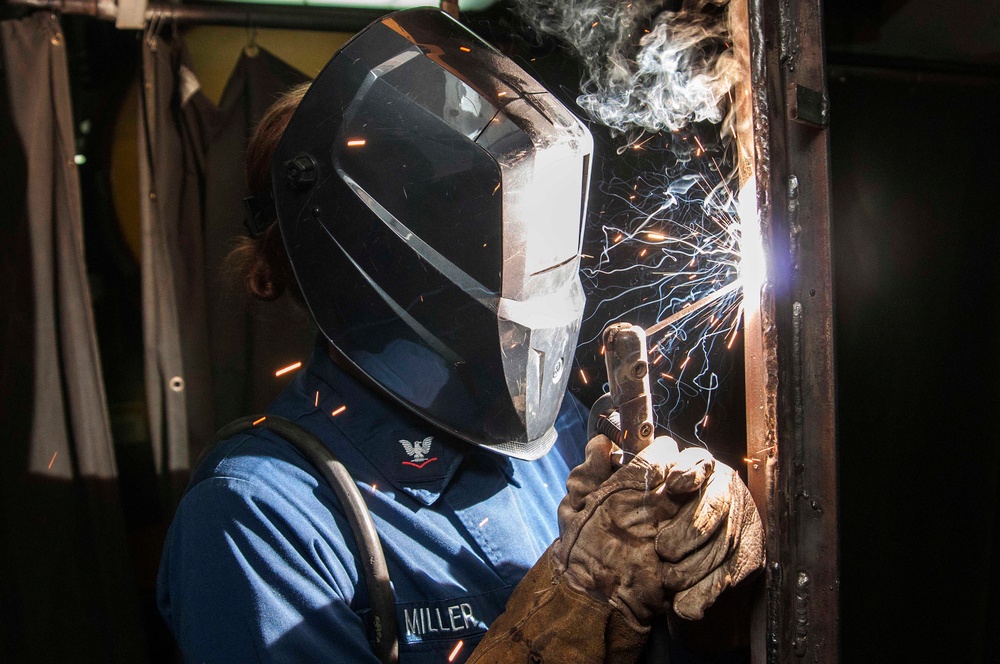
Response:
[137,33,216,502]
[203,47,315,428]
[138,36,315,497]
[0,11,146,661]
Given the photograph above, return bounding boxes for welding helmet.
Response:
[271,8,593,459]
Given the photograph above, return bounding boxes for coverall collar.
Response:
[303,341,514,506]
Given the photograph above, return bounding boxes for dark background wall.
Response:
[825,0,1000,660]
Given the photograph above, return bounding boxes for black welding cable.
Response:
[211,415,399,664]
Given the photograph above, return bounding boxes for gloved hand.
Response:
[468,434,764,664]
[554,434,763,626]
[656,446,765,620]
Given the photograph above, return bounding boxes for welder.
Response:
[156,8,763,663]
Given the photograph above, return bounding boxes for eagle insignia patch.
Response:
[399,436,438,469]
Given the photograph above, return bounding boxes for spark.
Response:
[47,451,57,469]
[512,0,754,444]
[275,361,302,377]
[459,46,472,52]
[372,483,378,490]
[331,405,347,417]
[314,391,320,407]
[346,138,366,147]
[448,641,465,661]
[727,325,740,349]
[479,517,489,527]
[253,416,266,426]
[631,134,656,150]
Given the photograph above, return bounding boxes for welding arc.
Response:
[644,280,741,339]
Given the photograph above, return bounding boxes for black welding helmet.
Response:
[272,8,593,460]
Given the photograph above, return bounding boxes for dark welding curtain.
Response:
[138,37,314,496]
[137,33,216,502]
[0,12,146,662]
[203,47,315,428]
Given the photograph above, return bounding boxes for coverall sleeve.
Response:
[467,545,648,664]
[157,475,382,663]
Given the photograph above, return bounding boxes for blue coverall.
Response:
[157,342,589,662]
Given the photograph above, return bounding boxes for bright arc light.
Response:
[736,176,764,306]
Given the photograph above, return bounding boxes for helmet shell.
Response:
[272,8,593,459]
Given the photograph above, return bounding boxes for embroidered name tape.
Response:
[404,602,477,637]
[394,587,511,645]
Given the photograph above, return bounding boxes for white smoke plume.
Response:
[512,0,743,139]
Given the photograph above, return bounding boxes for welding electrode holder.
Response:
[587,323,655,460]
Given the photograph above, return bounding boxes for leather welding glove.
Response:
[468,434,717,664]
[656,452,765,620]
[553,433,706,628]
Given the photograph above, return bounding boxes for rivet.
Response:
[168,376,185,392]
[631,361,648,380]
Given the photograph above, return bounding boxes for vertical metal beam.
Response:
[744,0,839,661]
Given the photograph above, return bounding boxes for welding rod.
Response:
[643,280,741,339]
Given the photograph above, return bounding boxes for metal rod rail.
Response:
[5,0,391,31]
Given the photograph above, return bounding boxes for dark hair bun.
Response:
[227,83,311,302]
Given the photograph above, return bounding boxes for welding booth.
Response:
[0,0,997,662]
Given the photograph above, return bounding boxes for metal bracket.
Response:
[115,0,148,29]
[788,83,829,127]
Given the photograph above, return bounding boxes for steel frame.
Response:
[743,0,840,661]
